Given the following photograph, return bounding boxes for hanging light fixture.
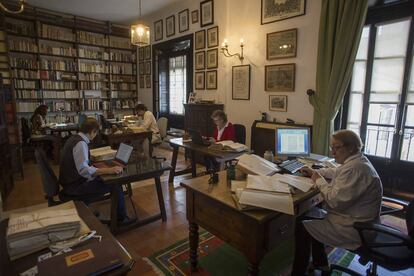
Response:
[131,0,150,46]
[0,0,25,14]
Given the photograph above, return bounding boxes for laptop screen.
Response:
[115,143,133,164]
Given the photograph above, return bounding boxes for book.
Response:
[90,146,117,161]
[236,153,280,176]
[238,188,295,215]
[208,140,248,152]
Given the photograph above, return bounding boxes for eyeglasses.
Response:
[329,144,344,151]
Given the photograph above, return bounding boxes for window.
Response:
[168,55,187,115]
[345,15,414,162]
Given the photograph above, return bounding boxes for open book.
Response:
[236,153,280,176]
[208,140,248,152]
[90,146,116,161]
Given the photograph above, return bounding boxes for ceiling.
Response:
[25,0,183,24]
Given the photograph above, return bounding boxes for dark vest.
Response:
[59,134,89,189]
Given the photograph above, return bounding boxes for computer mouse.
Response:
[311,164,324,169]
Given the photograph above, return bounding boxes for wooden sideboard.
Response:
[184,103,224,137]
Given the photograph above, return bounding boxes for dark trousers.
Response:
[291,219,328,276]
[63,178,127,220]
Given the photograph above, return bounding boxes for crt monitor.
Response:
[276,128,310,157]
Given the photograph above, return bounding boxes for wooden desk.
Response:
[101,158,171,234]
[0,201,134,276]
[180,171,322,275]
[168,138,243,183]
[102,131,152,148]
[46,124,79,135]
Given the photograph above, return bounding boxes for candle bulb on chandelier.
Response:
[240,38,244,46]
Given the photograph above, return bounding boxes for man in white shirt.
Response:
[291,130,383,276]
[134,104,162,144]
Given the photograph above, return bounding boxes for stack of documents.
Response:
[233,174,314,215]
[236,153,280,176]
[90,146,116,161]
[6,201,85,260]
[208,140,248,152]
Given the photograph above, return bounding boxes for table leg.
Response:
[154,176,167,221]
[190,150,196,177]
[189,222,199,272]
[168,145,179,183]
[247,262,259,276]
[110,185,119,233]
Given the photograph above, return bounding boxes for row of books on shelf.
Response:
[40,71,77,81]
[79,63,108,73]
[39,24,75,42]
[14,79,38,89]
[41,80,76,90]
[110,83,137,90]
[110,52,134,62]
[8,39,38,53]
[82,99,111,111]
[44,101,78,112]
[79,48,109,60]
[112,75,136,82]
[78,31,109,47]
[110,64,133,75]
[5,19,35,36]
[110,91,136,98]
[12,69,39,79]
[42,90,81,99]
[112,99,138,109]
[110,37,131,50]
[39,44,77,57]
[10,57,38,69]
[78,73,108,82]
[16,90,101,99]
[80,82,108,90]
[41,60,77,71]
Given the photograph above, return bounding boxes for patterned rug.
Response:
[144,231,355,276]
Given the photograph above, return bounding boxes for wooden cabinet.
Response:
[184,104,223,137]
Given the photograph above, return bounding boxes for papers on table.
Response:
[209,140,248,152]
[90,146,116,161]
[236,153,280,176]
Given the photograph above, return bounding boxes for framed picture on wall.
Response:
[139,76,145,88]
[139,62,144,75]
[179,9,189,33]
[195,72,205,90]
[145,75,151,88]
[195,51,205,70]
[144,46,151,60]
[139,47,144,61]
[265,63,295,92]
[206,70,217,90]
[154,19,163,41]
[207,26,219,48]
[191,10,199,24]
[194,30,206,50]
[261,0,306,25]
[145,61,151,75]
[267,28,297,60]
[166,15,175,37]
[206,48,218,69]
[200,0,214,27]
[232,65,250,100]
[269,95,287,112]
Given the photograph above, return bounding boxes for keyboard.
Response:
[279,159,305,174]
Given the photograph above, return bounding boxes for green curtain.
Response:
[310,0,368,155]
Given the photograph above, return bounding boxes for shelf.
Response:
[110,73,136,76]
[11,77,40,80]
[8,33,37,39]
[79,80,109,82]
[41,88,77,91]
[78,42,109,49]
[40,79,78,82]
[17,98,80,100]
[9,50,38,55]
[79,71,109,74]
[40,69,77,73]
[39,53,77,59]
[14,88,40,90]
[109,60,135,64]
[38,37,76,44]
[78,56,109,62]
[11,67,39,70]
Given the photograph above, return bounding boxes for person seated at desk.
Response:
[291,130,383,276]
[59,117,129,223]
[205,110,236,172]
[30,104,48,135]
[134,104,161,144]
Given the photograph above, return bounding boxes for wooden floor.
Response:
[4,146,203,275]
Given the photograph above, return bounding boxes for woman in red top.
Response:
[210,110,236,142]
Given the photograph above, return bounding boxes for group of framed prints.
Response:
[139,45,152,89]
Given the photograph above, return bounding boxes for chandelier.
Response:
[131,0,150,46]
[0,0,25,14]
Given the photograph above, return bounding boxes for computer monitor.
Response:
[276,128,310,157]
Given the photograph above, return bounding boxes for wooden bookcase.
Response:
[0,4,138,146]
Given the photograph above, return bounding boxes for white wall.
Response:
[140,0,321,145]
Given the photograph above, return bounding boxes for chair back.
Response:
[21,117,31,143]
[34,148,60,202]
[157,117,168,139]
[234,124,246,144]
[78,113,87,127]
[99,114,110,129]
[407,199,414,238]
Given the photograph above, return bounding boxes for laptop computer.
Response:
[188,128,211,146]
[94,143,133,168]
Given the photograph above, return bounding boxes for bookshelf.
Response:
[1,3,139,145]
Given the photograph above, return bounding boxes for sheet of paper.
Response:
[246,175,291,193]
[276,174,314,192]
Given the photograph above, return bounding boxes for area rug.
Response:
[143,231,355,276]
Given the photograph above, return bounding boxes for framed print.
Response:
[139,62,144,75]
[145,75,151,88]
[188,92,196,103]
[195,72,205,90]
[139,47,144,61]
[232,65,250,100]
[139,76,144,88]
[207,26,219,48]
[166,15,175,37]
[267,28,297,60]
[195,51,205,70]
[269,95,287,112]
[200,0,214,27]
[154,19,163,41]
[144,46,151,60]
[261,0,306,25]
[265,63,295,92]
[145,61,151,75]
[206,70,217,90]
[179,9,189,33]
[206,48,218,69]
[191,10,199,24]
[194,30,205,50]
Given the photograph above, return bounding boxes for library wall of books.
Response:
[0,7,139,145]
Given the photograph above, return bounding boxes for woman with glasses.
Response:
[291,129,383,276]
[209,110,235,142]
